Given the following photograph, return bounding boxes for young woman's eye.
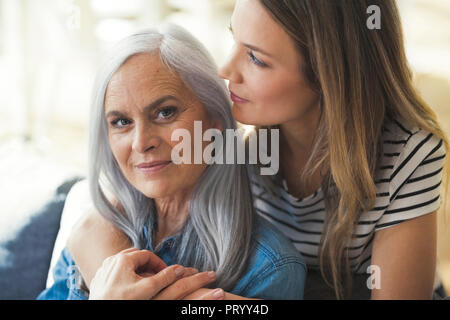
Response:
[156,106,178,120]
[248,51,267,67]
[110,118,132,128]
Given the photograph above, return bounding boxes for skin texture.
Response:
[68,0,438,300]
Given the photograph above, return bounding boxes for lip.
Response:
[136,160,172,174]
[229,90,249,104]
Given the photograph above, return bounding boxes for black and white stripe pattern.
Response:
[251,118,446,274]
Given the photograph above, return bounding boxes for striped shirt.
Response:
[250,118,446,276]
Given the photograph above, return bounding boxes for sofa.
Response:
[0,177,83,300]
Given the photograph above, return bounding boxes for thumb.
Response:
[127,250,168,274]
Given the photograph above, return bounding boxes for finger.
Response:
[126,250,168,274]
[182,268,199,278]
[197,288,225,300]
[137,271,156,277]
[184,288,225,300]
[137,264,186,299]
[138,267,196,280]
[120,247,139,254]
[153,271,217,300]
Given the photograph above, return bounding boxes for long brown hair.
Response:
[258,0,449,298]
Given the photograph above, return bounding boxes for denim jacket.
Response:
[37,217,306,300]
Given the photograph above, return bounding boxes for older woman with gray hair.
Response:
[37,24,306,300]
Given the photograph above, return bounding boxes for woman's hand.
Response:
[89,248,224,300]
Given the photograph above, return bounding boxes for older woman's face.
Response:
[104,53,217,199]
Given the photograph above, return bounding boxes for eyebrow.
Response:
[228,23,273,58]
[105,95,180,118]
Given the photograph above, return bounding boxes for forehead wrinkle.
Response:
[104,54,200,114]
[105,77,197,116]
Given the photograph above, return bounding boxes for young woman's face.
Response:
[104,54,216,199]
[219,0,320,126]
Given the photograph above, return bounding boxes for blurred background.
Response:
[0,0,449,293]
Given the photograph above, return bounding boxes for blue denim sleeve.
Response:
[36,248,88,300]
[229,217,307,300]
[239,257,307,300]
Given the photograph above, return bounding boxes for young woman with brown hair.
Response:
[65,0,448,299]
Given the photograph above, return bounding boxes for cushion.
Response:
[0,177,82,300]
[45,179,91,289]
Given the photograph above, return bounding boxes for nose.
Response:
[218,47,243,84]
[132,124,161,154]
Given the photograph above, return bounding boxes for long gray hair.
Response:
[88,24,254,290]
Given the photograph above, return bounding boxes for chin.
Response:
[232,108,257,126]
[232,105,277,127]
[135,183,171,199]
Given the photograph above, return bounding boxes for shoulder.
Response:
[382,118,445,166]
[66,197,129,256]
[62,179,99,254]
[230,217,307,299]
[251,217,304,264]
[370,118,446,231]
[380,118,446,193]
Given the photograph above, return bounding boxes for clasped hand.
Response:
[88,248,225,300]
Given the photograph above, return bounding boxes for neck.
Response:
[153,188,192,245]
[278,103,325,198]
[279,102,321,157]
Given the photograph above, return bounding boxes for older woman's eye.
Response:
[111,118,132,128]
[157,106,178,120]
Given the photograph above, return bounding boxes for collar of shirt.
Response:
[143,223,179,266]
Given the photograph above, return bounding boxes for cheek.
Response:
[258,70,296,99]
[243,68,295,107]
[234,70,319,126]
[109,135,132,170]
[258,73,316,111]
[166,121,210,181]
[167,113,214,160]
[258,79,287,103]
